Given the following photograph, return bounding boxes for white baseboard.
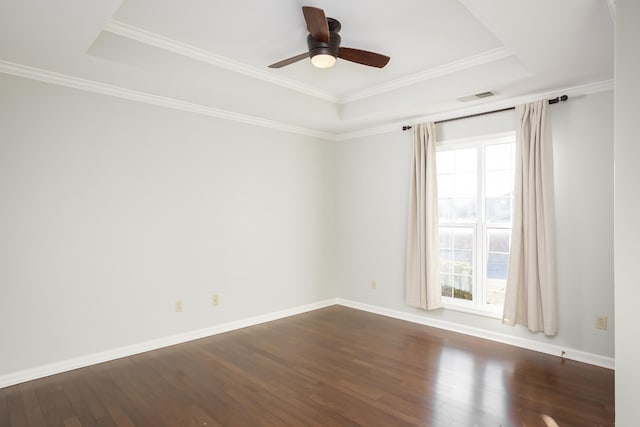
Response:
[0,297,613,389]
[336,298,615,370]
[0,298,339,389]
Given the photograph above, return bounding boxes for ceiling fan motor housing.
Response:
[307,17,342,59]
[307,32,341,58]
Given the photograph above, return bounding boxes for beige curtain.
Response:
[503,100,558,335]
[405,122,441,310]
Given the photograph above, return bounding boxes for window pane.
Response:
[486,143,514,171]
[456,148,477,173]
[486,228,510,307]
[441,273,453,297]
[439,228,453,250]
[440,228,454,280]
[453,228,473,250]
[486,277,506,306]
[437,150,455,174]
[486,170,514,197]
[453,254,472,275]
[488,228,510,253]
[487,252,509,279]
[486,197,512,223]
[453,198,476,222]
[456,173,476,197]
[439,199,453,222]
[440,255,452,274]
[454,248,472,265]
[454,275,473,300]
[438,174,455,198]
[453,228,473,279]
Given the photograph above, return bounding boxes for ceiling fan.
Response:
[268,6,390,70]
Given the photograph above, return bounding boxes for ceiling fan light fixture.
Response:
[267,7,389,70]
[311,53,336,68]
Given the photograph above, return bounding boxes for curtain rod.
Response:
[401,95,568,131]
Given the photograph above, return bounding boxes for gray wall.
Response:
[337,90,614,358]
[0,71,616,380]
[0,74,338,375]
[615,0,640,423]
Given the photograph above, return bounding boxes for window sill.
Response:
[442,303,503,320]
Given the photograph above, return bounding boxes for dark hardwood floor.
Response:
[0,306,614,426]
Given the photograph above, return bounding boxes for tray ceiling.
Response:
[0,0,614,137]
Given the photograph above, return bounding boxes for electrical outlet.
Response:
[175,300,183,313]
[212,294,219,306]
[596,316,608,330]
[371,280,377,290]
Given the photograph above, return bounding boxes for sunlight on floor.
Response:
[540,414,560,427]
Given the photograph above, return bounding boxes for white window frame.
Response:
[436,131,516,319]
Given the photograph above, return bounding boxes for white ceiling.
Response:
[0,0,614,138]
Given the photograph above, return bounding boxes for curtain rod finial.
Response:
[402,125,412,131]
[548,95,569,105]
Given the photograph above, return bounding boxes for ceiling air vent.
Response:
[457,91,496,102]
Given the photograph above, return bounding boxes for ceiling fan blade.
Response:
[302,6,329,43]
[268,52,309,68]
[338,47,390,68]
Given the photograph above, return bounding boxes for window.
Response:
[436,134,515,317]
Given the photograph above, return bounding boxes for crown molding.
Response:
[338,47,514,104]
[336,79,615,141]
[0,59,613,143]
[104,20,339,103]
[0,60,336,141]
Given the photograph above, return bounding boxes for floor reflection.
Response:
[431,345,511,426]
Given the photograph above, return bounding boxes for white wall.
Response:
[0,73,337,376]
[614,0,640,423]
[337,90,614,358]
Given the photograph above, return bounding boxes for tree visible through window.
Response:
[436,137,515,315]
